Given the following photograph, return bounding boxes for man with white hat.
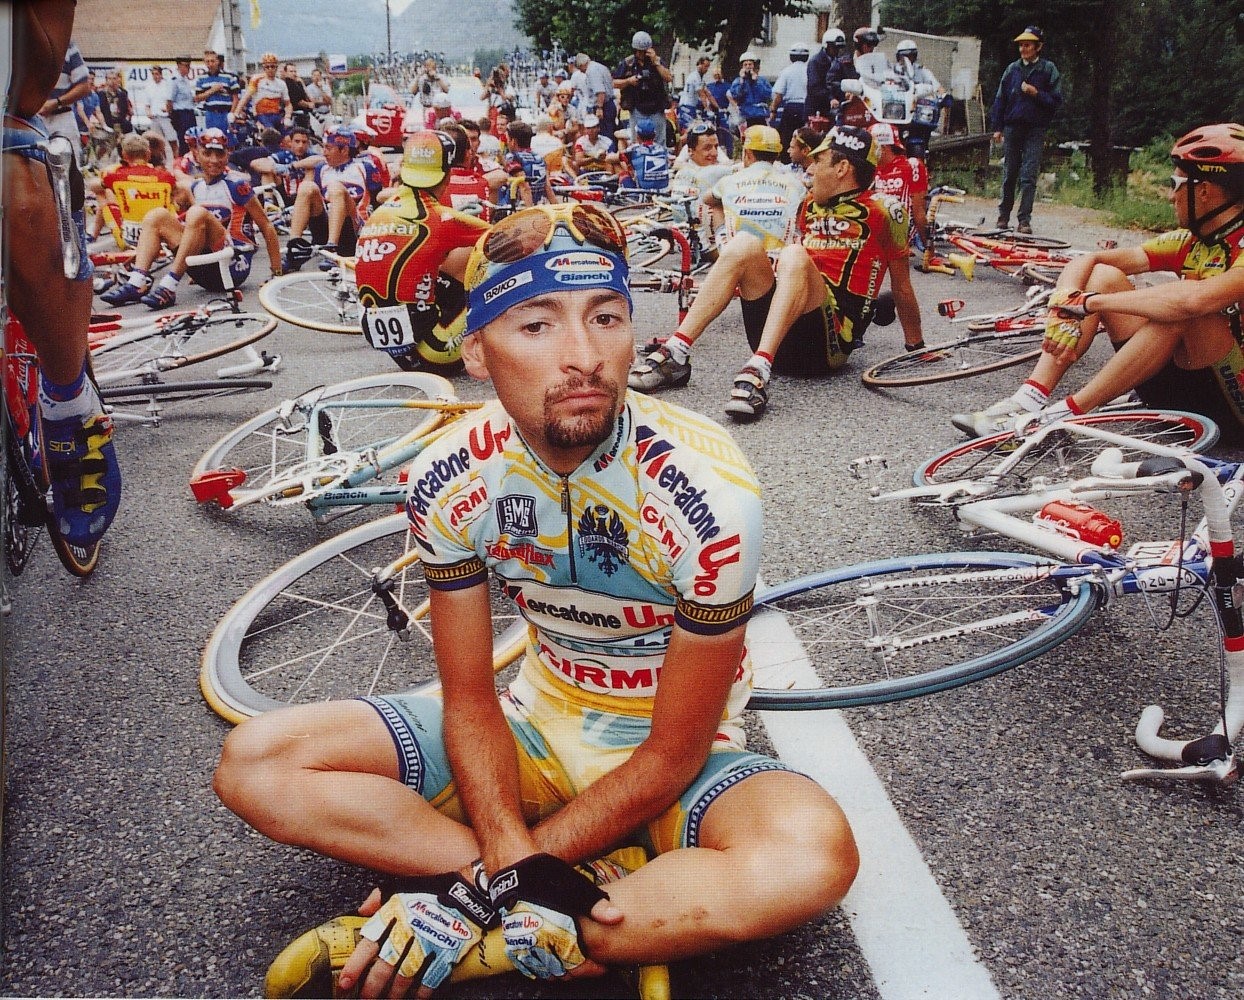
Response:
[613,30,673,144]
[990,26,1062,233]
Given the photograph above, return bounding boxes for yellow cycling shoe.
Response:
[264,914,366,998]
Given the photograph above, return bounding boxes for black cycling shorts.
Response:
[308,213,358,257]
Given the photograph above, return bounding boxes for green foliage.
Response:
[881,0,1244,146]
[514,0,812,74]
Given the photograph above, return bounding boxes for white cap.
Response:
[583,114,600,128]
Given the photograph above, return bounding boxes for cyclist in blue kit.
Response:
[213,202,858,997]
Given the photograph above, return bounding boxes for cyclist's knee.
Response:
[1084,262,1131,294]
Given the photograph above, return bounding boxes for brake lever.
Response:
[1121,755,1238,784]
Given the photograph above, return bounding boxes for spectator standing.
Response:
[412,57,448,109]
[306,68,332,112]
[196,50,239,133]
[728,51,773,129]
[169,55,198,154]
[705,65,734,157]
[533,70,556,112]
[613,30,673,145]
[98,69,133,136]
[282,64,313,128]
[143,64,177,144]
[991,26,1062,234]
[574,52,617,139]
[74,70,103,140]
[770,44,809,159]
[39,37,91,164]
[677,55,716,131]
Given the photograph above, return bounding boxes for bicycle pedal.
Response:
[260,351,283,372]
[190,468,247,507]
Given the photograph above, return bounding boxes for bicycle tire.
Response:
[626,230,677,270]
[965,230,1072,250]
[91,311,276,380]
[916,410,1220,491]
[101,378,274,405]
[745,551,1098,710]
[191,372,456,507]
[4,427,40,576]
[862,330,1044,388]
[611,201,660,227]
[258,270,363,335]
[201,513,528,722]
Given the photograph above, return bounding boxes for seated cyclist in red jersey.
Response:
[281,125,370,272]
[953,124,1244,445]
[870,124,928,254]
[351,125,392,209]
[100,128,282,309]
[630,125,923,420]
[89,132,182,246]
[353,128,490,372]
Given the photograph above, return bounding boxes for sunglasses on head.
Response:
[481,204,627,265]
[687,121,716,136]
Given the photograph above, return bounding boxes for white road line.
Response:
[750,608,1000,1000]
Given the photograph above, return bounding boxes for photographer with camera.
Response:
[412,57,448,110]
[728,51,773,130]
[614,31,674,145]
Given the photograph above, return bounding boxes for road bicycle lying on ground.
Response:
[91,246,279,424]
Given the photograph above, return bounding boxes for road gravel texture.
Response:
[3,195,1242,999]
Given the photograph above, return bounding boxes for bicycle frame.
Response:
[876,418,1243,783]
[192,392,477,516]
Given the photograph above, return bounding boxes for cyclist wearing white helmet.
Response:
[613,29,673,144]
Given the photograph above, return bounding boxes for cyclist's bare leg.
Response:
[674,233,773,341]
[287,182,324,241]
[753,243,829,358]
[133,207,183,270]
[214,702,859,964]
[2,151,91,384]
[323,181,353,246]
[169,206,227,273]
[1069,312,1236,413]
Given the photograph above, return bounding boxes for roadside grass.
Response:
[933,134,1177,232]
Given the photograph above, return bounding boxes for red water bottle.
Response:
[1035,500,1124,549]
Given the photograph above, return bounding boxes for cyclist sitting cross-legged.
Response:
[89,131,185,246]
[100,127,282,309]
[353,127,489,372]
[953,123,1244,445]
[5,0,121,548]
[213,203,858,1000]
[631,125,921,420]
[281,125,369,272]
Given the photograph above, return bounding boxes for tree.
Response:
[514,0,813,77]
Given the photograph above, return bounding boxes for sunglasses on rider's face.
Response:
[1169,174,1190,192]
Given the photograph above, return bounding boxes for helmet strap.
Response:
[1187,178,1244,244]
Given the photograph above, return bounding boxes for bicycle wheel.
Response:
[965,312,1044,334]
[201,513,528,722]
[91,311,275,380]
[916,410,1220,491]
[746,551,1098,710]
[259,270,363,335]
[191,372,456,507]
[861,330,1043,387]
[626,229,677,270]
[969,230,1072,250]
[101,378,274,405]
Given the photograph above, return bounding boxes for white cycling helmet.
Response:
[823,28,846,47]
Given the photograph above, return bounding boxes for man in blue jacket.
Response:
[729,51,773,129]
[991,26,1062,234]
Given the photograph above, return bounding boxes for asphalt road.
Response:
[3,196,1242,999]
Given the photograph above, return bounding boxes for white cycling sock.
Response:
[1011,379,1050,413]
[745,354,773,382]
[664,333,693,363]
[39,370,102,422]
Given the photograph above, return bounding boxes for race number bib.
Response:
[122,220,143,248]
[362,304,417,350]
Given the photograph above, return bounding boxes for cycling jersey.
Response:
[873,156,919,244]
[247,74,288,120]
[191,171,257,246]
[356,150,391,206]
[797,188,908,355]
[623,140,671,191]
[504,147,549,203]
[354,186,488,365]
[99,163,177,247]
[408,391,762,740]
[710,160,805,251]
[446,164,490,212]
[1141,226,1244,284]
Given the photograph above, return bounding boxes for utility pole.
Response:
[222,0,246,73]
[386,1,393,67]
